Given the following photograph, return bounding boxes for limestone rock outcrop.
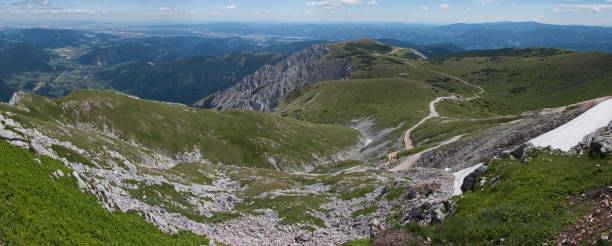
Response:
[197,44,352,112]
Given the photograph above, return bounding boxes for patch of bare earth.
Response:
[553,186,612,245]
[370,230,425,246]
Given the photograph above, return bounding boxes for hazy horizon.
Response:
[0,0,611,26]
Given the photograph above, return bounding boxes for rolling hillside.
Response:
[5,90,360,170]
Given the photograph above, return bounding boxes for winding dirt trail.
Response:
[390,63,485,172]
[403,95,458,150]
[402,63,484,151]
[391,134,464,172]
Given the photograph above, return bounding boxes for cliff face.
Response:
[195,44,352,112]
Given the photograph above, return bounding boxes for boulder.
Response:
[51,170,65,179]
[510,143,532,159]
[0,129,25,141]
[402,202,431,224]
[9,140,29,149]
[402,186,418,200]
[294,232,312,243]
[431,204,447,223]
[72,171,90,191]
[591,136,612,154]
[460,165,488,193]
[499,149,512,158]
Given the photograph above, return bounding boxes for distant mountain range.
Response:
[97,52,284,104]
[145,22,612,52]
[79,37,325,65]
[0,22,611,104]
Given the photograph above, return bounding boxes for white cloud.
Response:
[305,0,375,10]
[479,0,494,5]
[149,7,198,16]
[466,7,472,11]
[225,4,237,9]
[554,4,612,12]
[440,3,449,8]
[159,7,178,11]
[552,7,580,13]
[418,6,429,11]
[11,0,53,9]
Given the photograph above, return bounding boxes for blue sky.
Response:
[0,0,611,26]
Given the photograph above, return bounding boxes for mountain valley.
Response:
[0,26,611,246]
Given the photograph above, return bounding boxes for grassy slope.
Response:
[11,90,359,170]
[360,151,612,245]
[0,140,209,245]
[420,50,612,114]
[278,78,447,131]
[326,39,426,80]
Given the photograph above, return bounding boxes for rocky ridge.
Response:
[574,121,612,155]
[415,105,590,171]
[196,43,352,112]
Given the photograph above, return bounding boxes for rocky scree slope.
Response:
[196,43,352,111]
[0,91,458,245]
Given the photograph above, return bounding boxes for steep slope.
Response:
[0,141,209,245]
[96,52,284,104]
[197,43,352,111]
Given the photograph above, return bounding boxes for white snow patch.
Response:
[364,138,372,146]
[529,99,612,152]
[452,163,483,196]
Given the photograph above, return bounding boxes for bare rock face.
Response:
[460,165,488,193]
[7,91,30,112]
[416,106,589,171]
[196,44,352,112]
[8,91,25,107]
[575,121,612,154]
